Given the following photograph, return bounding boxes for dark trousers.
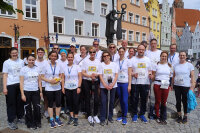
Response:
[24,91,41,126]
[85,80,99,116]
[80,79,87,112]
[174,85,189,114]
[100,88,116,121]
[154,84,169,120]
[116,83,128,117]
[46,90,62,108]
[65,89,80,115]
[131,84,150,116]
[6,83,24,123]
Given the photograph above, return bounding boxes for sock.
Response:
[50,117,54,121]
[56,116,59,119]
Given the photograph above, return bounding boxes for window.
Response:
[66,0,75,8]
[0,37,11,47]
[0,0,14,16]
[92,23,99,37]
[157,23,160,31]
[155,9,157,17]
[101,3,107,16]
[85,0,92,12]
[75,20,83,35]
[122,29,127,40]
[142,33,146,41]
[54,17,64,34]
[150,20,152,29]
[136,32,140,42]
[130,0,134,4]
[136,0,140,6]
[122,11,127,21]
[157,35,159,45]
[153,21,156,30]
[25,0,38,19]
[128,12,133,23]
[152,8,155,16]
[128,31,134,41]
[135,15,140,24]
[142,17,147,26]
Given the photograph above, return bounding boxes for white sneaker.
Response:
[94,116,100,124]
[44,110,49,118]
[88,116,94,123]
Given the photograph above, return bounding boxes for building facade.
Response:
[192,21,200,59]
[146,0,161,48]
[48,0,113,49]
[171,7,176,45]
[160,0,171,51]
[172,0,184,8]
[117,0,150,48]
[178,23,193,54]
[0,0,48,71]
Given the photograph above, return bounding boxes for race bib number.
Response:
[175,75,184,85]
[137,69,147,79]
[118,71,126,81]
[66,80,77,89]
[160,80,169,89]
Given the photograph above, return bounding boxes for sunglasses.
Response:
[109,47,115,49]
[53,48,58,49]
[89,51,96,54]
[103,55,109,58]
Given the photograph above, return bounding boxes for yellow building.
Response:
[146,0,161,48]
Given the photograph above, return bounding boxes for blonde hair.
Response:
[89,46,96,52]
[108,43,117,54]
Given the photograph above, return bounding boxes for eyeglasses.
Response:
[93,44,99,46]
[109,47,115,49]
[89,51,96,54]
[53,48,58,49]
[103,55,109,58]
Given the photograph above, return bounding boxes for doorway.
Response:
[20,38,36,59]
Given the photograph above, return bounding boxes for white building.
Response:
[192,21,200,59]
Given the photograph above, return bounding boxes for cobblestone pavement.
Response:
[0,62,199,133]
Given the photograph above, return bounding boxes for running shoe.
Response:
[116,117,122,122]
[73,118,78,126]
[182,116,187,124]
[67,116,74,125]
[100,121,105,126]
[88,116,93,124]
[140,115,148,123]
[176,115,182,123]
[8,122,18,130]
[108,118,114,123]
[122,117,127,125]
[50,120,56,128]
[132,115,138,122]
[94,116,100,123]
[55,118,64,126]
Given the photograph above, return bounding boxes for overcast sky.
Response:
[143,0,200,10]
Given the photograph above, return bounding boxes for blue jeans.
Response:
[131,84,150,116]
[116,83,128,117]
[100,88,116,121]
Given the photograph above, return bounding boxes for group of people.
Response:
[2,39,195,130]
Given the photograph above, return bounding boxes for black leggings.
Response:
[46,90,61,108]
[84,80,99,116]
[6,83,24,123]
[65,89,80,115]
[24,91,41,126]
[174,85,189,114]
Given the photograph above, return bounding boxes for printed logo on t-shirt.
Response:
[137,63,146,68]
[88,66,97,72]
[104,69,112,74]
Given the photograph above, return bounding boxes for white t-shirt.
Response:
[74,54,89,66]
[3,58,24,85]
[130,56,152,85]
[98,62,118,88]
[146,49,162,67]
[63,64,81,90]
[82,58,101,80]
[168,52,179,77]
[35,59,48,87]
[153,63,172,85]
[41,62,63,91]
[124,50,129,57]
[116,58,131,83]
[57,59,68,70]
[20,66,40,91]
[111,53,119,62]
[174,62,194,87]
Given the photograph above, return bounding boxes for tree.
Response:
[0,0,23,14]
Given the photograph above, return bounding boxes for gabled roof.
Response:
[175,8,200,30]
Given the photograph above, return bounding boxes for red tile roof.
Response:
[175,8,200,29]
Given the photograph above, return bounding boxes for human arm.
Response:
[128,67,132,93]
[3,73,8,95]
[20,76,26,102]
[77,72,82,94]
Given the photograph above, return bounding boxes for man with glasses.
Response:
[92,40,103,61]
[121,40,129,57]
[52,44,61,59]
